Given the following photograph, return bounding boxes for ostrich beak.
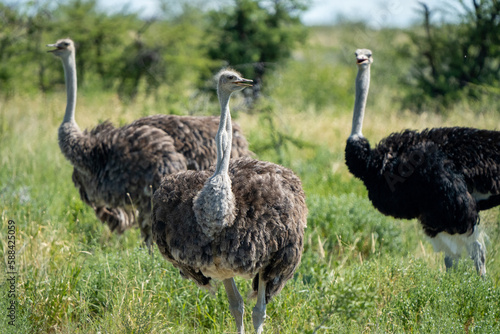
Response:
[356,57,369,64]
[235,78,253,87]
[46,43,63,53]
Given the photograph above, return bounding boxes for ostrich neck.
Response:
[58,53,91,172]
[212,89,233,178]
[349,66,370,138]
[193,88,236,240]
[61,54,78,125]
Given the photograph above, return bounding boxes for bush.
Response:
[401,0,500,112]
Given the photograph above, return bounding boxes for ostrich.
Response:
[48,38,252,246]
[345,48,500,275]
[153,69,307,334]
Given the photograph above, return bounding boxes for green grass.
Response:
[2,25,500,333]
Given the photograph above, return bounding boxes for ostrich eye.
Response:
[63,42,69,46]
[228,75,235,80]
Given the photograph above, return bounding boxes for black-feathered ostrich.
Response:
[48,38,252,247]
[153,69,307,333]
[345,49,500,275]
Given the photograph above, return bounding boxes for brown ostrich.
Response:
[153,69,307,333]
[48,38,252,247]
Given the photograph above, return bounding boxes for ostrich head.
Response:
[216,69,253,95]
[47,38,75,58]
[355,49,373,68]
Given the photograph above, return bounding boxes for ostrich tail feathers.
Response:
[96,207,137,234]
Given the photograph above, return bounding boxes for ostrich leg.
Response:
[223,278,245,334]
[467,240,486,276]
[252,273,267,334]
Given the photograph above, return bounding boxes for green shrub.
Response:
[401,0,500,112]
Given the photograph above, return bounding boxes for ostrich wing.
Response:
[433,128,500,196]
[70,122,187,234]
[130,115,252,170]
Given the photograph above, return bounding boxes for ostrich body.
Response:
[153,70,307,334]
[49,39,252,246]
[345,49,500,275]
[129,114,251,171]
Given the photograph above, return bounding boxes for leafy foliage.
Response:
[207,0,309,102]
[402,0,500,112]
[0,0,309,105]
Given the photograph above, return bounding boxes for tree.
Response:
[0,1,54,95]
[53,0,137,89]
[402,0,500,112]
[0,3,26,96]
[116,21,165,101]
[208,0,309,104]
[116,4,218,103]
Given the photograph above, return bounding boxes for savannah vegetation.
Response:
[1,0,500,333]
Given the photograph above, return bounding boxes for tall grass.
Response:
[1,25,500,333]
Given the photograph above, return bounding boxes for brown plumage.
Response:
[61,120,187,244]
[154,158,306,295]
[152,70,307,334]
[48,39,252,246]
[130,115,250,170]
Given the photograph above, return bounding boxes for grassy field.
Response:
[1,25,500,333]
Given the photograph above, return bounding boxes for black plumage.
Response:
[345,49,499,274]
[346,127,500,237]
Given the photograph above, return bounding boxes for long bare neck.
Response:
[58,52,91,171]
[61,53,78,125]
[193,88,236,240]
[349,65,370,139]
[212,89,233,178]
